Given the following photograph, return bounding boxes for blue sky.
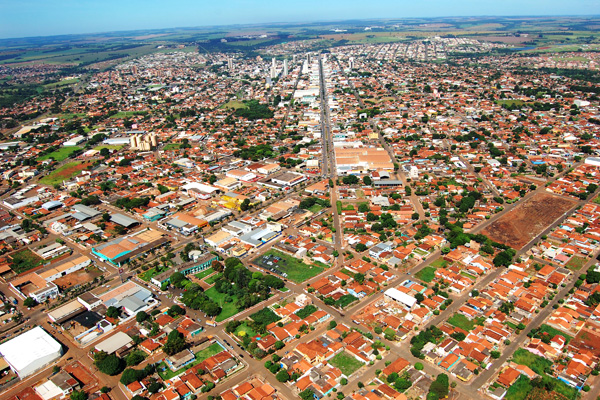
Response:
[0,0,599,39]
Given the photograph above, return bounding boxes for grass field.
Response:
[40,161,89,186]
[204,286,240,322]
[509,348,578,399]
[94,144,124,151]
[43,78,79,89]
[10,248,43,274]
[164,143,183,151]
[505,375,532,400]
[329,351,364,376]
[308,204,324,214]
[566,256,587,270]
[255,250,323,283]
[537,324,573,345]
[221,100,248,110]
[37,146,81,161]
[447,313,483,332]
[415,266,437,283]
[430,258,449,268]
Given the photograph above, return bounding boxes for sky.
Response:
[0,0,599,39]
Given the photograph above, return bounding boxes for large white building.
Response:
[384,288,417,309]
[0,327,63,378]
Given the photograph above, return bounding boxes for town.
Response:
[0,14,600,400]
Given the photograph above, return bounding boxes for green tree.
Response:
[163,330,187,356]
[106,306,121,319]
[23,297,37,307]
[170,272,185,288]
[276,369,289,382]
[363,176,372,185]
[70,391,88,400]
[136,311,149,323]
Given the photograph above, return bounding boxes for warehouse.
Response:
[0,327,63,378]
[384,288,417,309]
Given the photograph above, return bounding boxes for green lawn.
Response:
[430,258,448,268]
[505,375,532,400]
[204,287,240,322]
[256,250,324,283]
[37,146,81,161]
[415,266,436,283]
[447,313,482,332]
[158,343,224,380]
[194,268,214,280]
[308,204,324,214]
[329,351,364,376]
[139,268,159,282]
[164,143,183,151]
[234,322,257,338]
[205,272,222,285]
[10,249,43,274]
[336,201,342,215]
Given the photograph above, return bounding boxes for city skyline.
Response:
[1,0,599,39]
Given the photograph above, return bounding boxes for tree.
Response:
[148,382,163,394]
[358,203,369,213]
[276,369,289,382]
[136,311,149,323]
[240,199,250,211]
[167,304,185,317]
[70,391,88,400]
[23,297,37,307]
[126,351,146,366]
[342,175,359,185]
[106,306,121,319]
[274,341,285,350]
[299,389,315,400]
[363,176,372,185]
[100,387,110,394]
[356,243,367,252]
[163,330,187,356]
[95,353,124,376]
[170,272,185,288]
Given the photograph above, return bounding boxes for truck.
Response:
[8,297,17,305]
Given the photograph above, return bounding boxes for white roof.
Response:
[95,331,133,354]
[384,288,417,308]
[182,182,219,194]
[0,327,62,373]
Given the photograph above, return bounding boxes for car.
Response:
[239,354,244,358]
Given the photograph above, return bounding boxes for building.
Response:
[10,272,59,303]
[92,229,168,266]
[95,331,134,355]
[384,288,417,309]
[0,327,63,378]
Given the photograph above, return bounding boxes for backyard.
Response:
[329,351,364,376]
[158,342,224,380]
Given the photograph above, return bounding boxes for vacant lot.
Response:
[37,146,81,161]
[329,351,364,376]
[482,193,576,249]
[447,313,484,332]
[10,249,43,274]
[253,250,323,283]
[40,161,91,186]
[415,266,436,283]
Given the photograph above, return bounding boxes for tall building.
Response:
[307,53,312,64]
[349,57,355,69]
[130,133,158,151]
[283,59,289,76]
[227,57,233,70]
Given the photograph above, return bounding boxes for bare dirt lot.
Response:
[54,267,103,290]
[482,192,576,249]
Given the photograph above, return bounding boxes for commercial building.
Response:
[335,147,394,174]
[10,272,59,303]
[0,327,63,378]
[92,229,168,266]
